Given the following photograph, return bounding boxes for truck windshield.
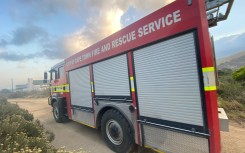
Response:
[50,70,56,80]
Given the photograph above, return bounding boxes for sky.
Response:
[0,0,245,90]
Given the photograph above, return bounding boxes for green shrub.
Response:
[0,96,7,104]
[0,115,57,153]
[0,97,90,153]
[232,65,245,81]
[218,69,245,104]
[218,80,245,104]
[0,102,33,121]
[218,69,245,125]
[0,97,56,153]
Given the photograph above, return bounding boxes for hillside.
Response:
[214,32,245,58]
[217,51,245,70]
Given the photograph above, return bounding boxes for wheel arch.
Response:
[50,94,66,107]
[96,105,135,138]
[51,97,57,106]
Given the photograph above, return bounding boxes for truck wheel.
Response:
[101,109,134,153]
[53,101,64,123]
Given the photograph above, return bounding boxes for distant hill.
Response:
[217,51,245,70]
[214,32,245,58]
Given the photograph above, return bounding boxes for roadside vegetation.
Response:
[0,96,56,153]
[0,89,50,99]
[218,66,245,125]
[0,96,89,153]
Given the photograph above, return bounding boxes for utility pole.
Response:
[11,78,13,92]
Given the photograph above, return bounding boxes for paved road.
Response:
[9,98,245,153]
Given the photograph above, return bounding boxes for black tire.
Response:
[101,109,135,153]
[53,101,64,123]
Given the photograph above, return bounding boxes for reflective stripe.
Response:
[130,77,135,92]
[202,67,216,91]
[202,67,215,72]
[145,146,165,153]
[74,120,95,128]
[52,84,70,92]
[204,86,217,91]
[91,82,94,93]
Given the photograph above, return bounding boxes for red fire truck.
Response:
[44,0,233,153]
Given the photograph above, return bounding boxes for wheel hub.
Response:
[106,120,123,145]
[54,107,59,119]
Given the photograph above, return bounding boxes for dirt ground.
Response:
[221,122,245,153]
[9,98,245,153]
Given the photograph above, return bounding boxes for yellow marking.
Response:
[144,146,165,153]
[91,82,94,92]
[74,120,95,128]
[202,67,216,91]
[52,84,70,92]
[202,67,214,72]
[52,85,69,88]
[204,86,217,91]
[130,77,135,92]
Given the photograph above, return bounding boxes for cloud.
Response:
[215,32,245,58]
[11,25,47,46]
[11,0,81,22]
[0,39,8,47]
[0,25,48,47]
[55,0,174,57]
[21,0,81,14]
[0,51,38,61]
[132,0,175,14]
[40,32,86,59]
[17,61,26,69]
[1,0,175,61]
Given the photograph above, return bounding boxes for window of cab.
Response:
[58,66,64,79]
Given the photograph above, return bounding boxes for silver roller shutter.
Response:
[134,32,204,126]
[93,54,130,96]
[69,66,92,108]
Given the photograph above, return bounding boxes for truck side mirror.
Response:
[44,72,47,83]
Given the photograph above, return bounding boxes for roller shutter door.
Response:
[93,54,130,97]
[134,32,204,126]
[69,65,92,108]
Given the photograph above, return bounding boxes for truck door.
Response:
[133,31,209,153]
[69,65,94,127]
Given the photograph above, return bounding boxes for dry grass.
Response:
[218,69,245,125]
[218,97,245,126]
[0,89,50,99]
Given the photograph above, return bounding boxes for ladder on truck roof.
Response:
[206,0,234,27]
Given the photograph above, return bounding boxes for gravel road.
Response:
[9,98,245,153]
